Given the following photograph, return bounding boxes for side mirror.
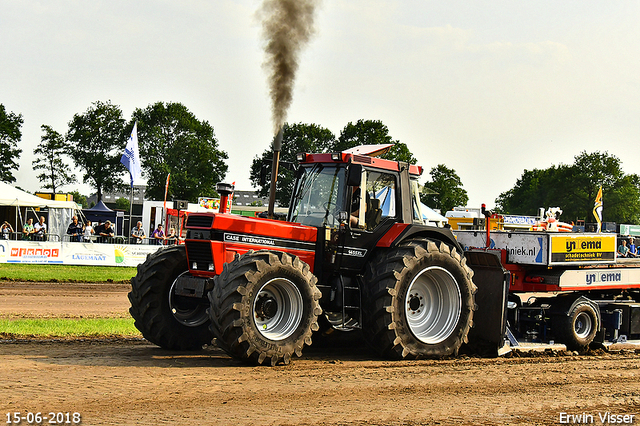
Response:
[346,164,362,187]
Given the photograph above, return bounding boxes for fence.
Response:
[60,234,182,245]
[1,232,60,242]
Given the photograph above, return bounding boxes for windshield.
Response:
[289,164,346,228]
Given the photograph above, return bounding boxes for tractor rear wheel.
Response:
[128,245,213,350]
[362,239,476,359]
[208,250,322,366]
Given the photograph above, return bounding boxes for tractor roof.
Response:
[296,144,423,177]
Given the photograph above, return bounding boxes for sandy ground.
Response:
[0,282,131,319]
[1,282,640,425]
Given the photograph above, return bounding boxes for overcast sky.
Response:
[2,1,639,212]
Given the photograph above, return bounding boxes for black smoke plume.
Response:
[259,0,320,137]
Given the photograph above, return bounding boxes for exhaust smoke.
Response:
[259,0,320,137]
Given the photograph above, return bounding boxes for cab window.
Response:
[352,170,396,231]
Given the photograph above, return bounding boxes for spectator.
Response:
[131,221,146,244]
[94,221,104,237]
[23,218,35,240]
[617,239,630,258]
[629,237,637,257]
[84,220,94,241]
[66,215,84,242]
[1,222,14,240]
[166,227,178,244]
[33,216,47,241]
[99,220,115,242]
[151,224,165,245]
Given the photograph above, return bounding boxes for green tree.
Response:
[0,104,23,183]
[115,197,130,211]
[332,119,417,164]
[33,125,77,195]
[496,151,640,224]
[132,102,228,202]
[421,164,469,213]
[250,122,336,207]
[67,190,88,208]
[66,101,127,201]
[251,120,420,207]
[495,166,568,216]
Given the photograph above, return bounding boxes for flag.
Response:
[163,173,171,208]
[163,173,170,227]
[227,181,236,211]
[120,122,142,187]
[593,185,603,233]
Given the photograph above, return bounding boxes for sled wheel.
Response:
[556,302,598,350]
[363,239,476,359]
[208,250,322,366]
[128,245,213,350]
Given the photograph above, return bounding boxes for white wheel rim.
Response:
[405,266,462,344]
[253,278,304,341]
[574,311,593,339]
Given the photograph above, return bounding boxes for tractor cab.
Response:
[287,150,429,276]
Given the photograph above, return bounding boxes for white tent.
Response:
[421,203,448,227]
[0,182,50,207]
[0,182,80,237]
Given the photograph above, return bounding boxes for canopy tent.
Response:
[0,182,78,209]
[374,186,447,227]
[420,203,448,227]
[0,182,52,207]
[82,200,116,222]
[82,200,124,234]
[0,182,80,237]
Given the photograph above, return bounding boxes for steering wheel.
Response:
[321,202,341,224]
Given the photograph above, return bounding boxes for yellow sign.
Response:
[550,234,616,263]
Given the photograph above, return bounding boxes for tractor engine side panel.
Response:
[184,213,318,277]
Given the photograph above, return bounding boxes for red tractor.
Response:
[129,147,507,365]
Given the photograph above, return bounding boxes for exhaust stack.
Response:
[267,127,284,219]
[216,182,235,214]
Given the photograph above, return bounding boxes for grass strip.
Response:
[0,318,141,337]
[0,264,136,283]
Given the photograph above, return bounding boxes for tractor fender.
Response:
[545,294,600,323]
[550,295,601,329]
[377,223,462,253]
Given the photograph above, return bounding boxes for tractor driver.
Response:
[350,187,361,227]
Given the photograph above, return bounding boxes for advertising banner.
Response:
[3,241,63,264]
[549,234,616,265]
[198,197,221,211]
[62,242,161,267]
[454,231,547,265]
[502,215,537,227]
[556,268,640,290]
[0,240,163,267]
[619,224,640,237]
[198,196,232,212]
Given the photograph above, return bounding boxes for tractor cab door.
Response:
[337,167,401,273]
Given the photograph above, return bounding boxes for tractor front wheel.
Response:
[128,245,213,350]
[208,250,322,366]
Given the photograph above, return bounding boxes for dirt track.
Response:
[1,282,640,425]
